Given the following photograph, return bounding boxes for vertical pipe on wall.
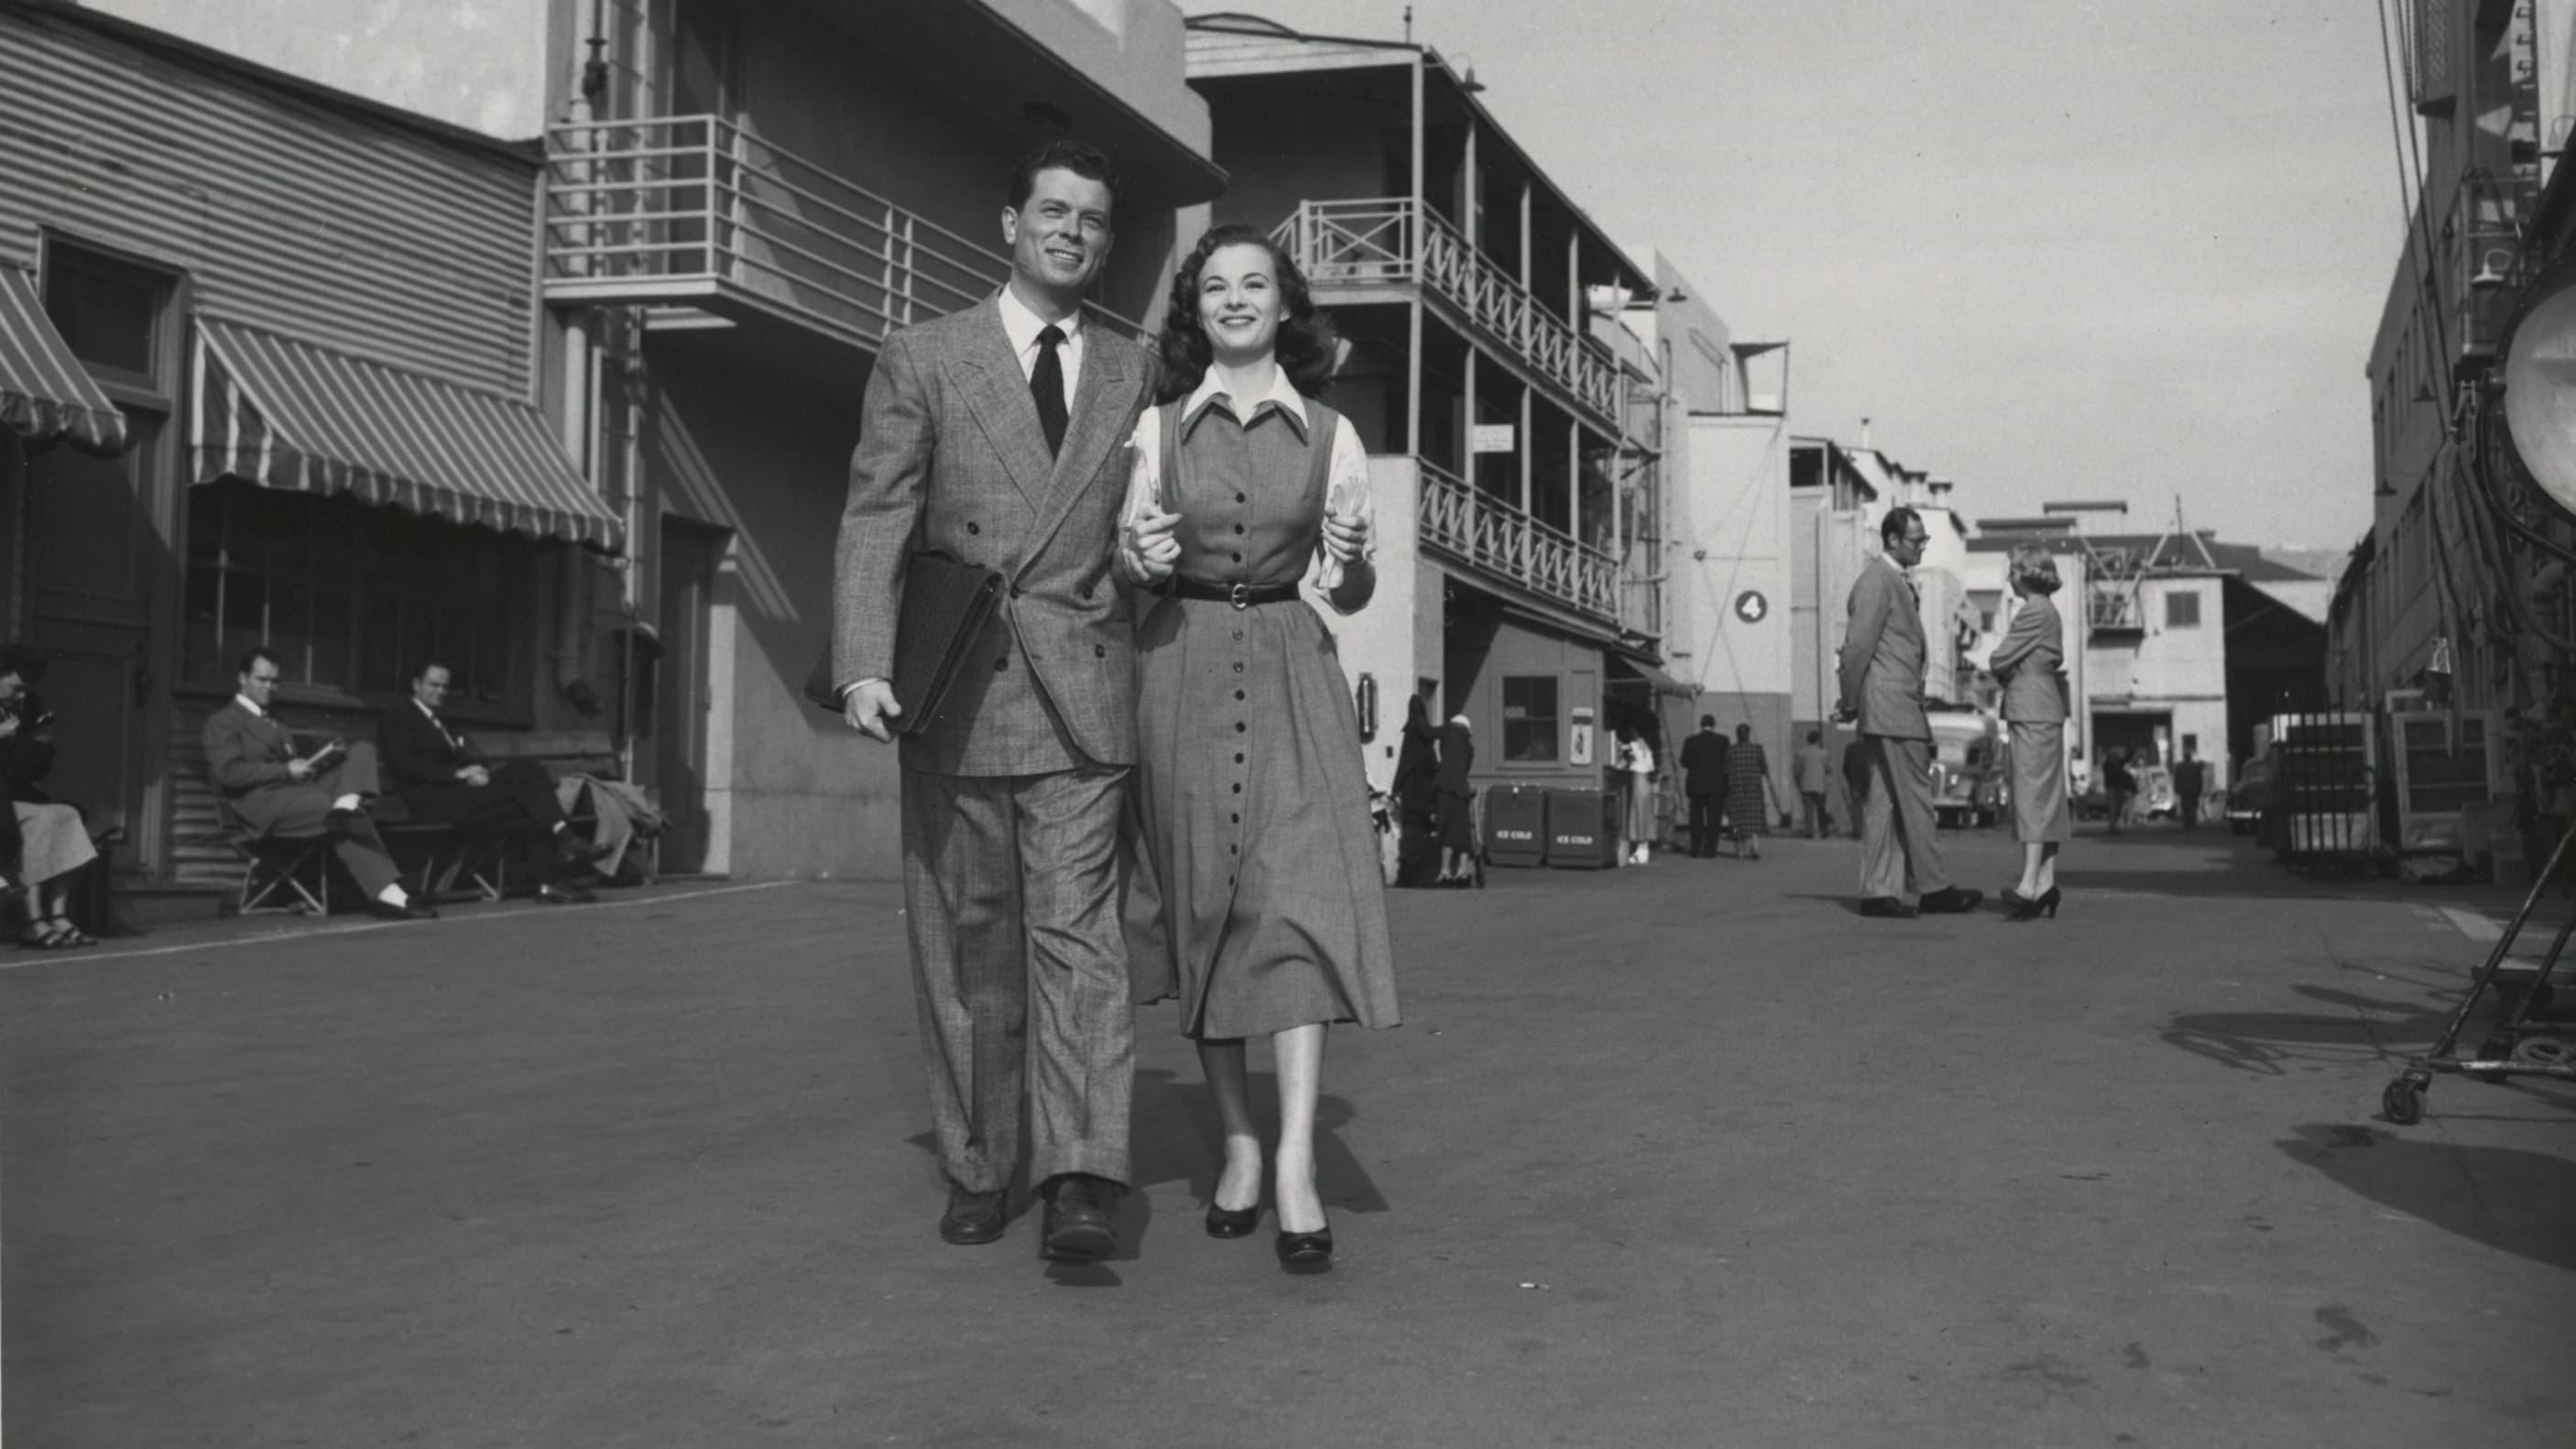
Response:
[1406,52,1424,461]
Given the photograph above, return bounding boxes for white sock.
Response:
[376,884,409,908]
[333,794,361,812]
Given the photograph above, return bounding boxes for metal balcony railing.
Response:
[1277,199,1621,425]
[544,116,1139,349]
[1414,458,1622,625]
[2088,585,2143,633]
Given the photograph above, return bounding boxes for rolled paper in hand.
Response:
[1317,479,1361,593]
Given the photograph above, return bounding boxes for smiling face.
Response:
[1001,166,1114,310]
[1195,242,1284,367]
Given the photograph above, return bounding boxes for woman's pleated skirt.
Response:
[2008,721,2074,844]
[14,801,96,884]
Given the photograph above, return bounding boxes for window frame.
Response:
[1500,673,1561,764]
[2164,587,2203,630]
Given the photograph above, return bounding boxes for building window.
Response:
[1501,674,1559,762]
[183,479,529,710]
[2165,589,2201,628]
[45,245,169,387]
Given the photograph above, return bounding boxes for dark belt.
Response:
[1169,578,1301,609]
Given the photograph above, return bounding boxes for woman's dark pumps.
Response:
[2007,887,2062,921]
[1274,1225,1334,1272]
[1205,1200,1261,1238]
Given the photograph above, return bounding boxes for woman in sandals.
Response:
[0,647,98,949]
[1118,223,1399,1273]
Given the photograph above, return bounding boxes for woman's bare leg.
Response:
[2036,841,2061,895]
[1197,1039,1262,1211]
[1271,1023,1327,1234]
[2016,842,2045,899]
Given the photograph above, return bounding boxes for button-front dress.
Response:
[1121,379,1400,1040]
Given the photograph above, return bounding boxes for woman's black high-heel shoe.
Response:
[2007,887,2061,921]
[1205,1200,1261,1238]
[1274,1220,1334,1272]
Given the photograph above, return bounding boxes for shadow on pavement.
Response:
[2277,1123,2576,1272]
[2162,983,2453,1077]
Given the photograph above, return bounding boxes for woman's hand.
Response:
[0,714,16,740]
[1124,505,1183,584]
[1322,508,1370,565]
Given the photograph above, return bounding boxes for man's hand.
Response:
[1322,509,1371,564]
[459,764,492,788]
[1124,505,1183,584]
[286,756,316,780]
[842,680,903,742]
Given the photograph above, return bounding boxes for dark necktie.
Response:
[1031,324,1068,458]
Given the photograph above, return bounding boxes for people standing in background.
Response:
[1794,730,1831,840]
[1613,725,1657,866]
[1391,694,1441,887]
[2103,748,2138,835]
[1723,724,1780,861]
[2174,745,2208,831]
[1987,547,2071,921]
[1678,715,1729,859]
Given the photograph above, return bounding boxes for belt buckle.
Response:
[1228,582,1250,610]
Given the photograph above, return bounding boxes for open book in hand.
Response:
[299,737,347,770]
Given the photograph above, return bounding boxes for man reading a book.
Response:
[829,140,1152,1264]
[202,646,431,921]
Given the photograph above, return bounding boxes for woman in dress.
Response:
[1613,726,1656,866]
[1118,223,1399,1272]
[1433,714,1477,886]
[1723,724,1778,861]
[1391,694,1440,887]
[1988,546,2071,918]
[0,647,97,949]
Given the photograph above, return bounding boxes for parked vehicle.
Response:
[1926,707,2006,828]
[2227,756,2272,835]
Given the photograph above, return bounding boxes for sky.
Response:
[1216,0,2408,550]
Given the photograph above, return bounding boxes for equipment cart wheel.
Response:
[2382,1078,2426,1126]
[2511,1036,2571,1066]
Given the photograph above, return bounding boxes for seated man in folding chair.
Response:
[379,660,595,905]
[203,647,434,921]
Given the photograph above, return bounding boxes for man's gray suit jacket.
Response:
[1838,555,1931,741]
[831,294,1153,776]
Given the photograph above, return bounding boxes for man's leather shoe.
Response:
[1918,886,1984,914]
[938,1184,1008,1246]
[537,881,596,905]
[551,833,593,866]
[1859,896,1918,919]
[370,899,438,921]
[1040,1173,1119,1261]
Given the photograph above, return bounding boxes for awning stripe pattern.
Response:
[190,318,624,551]
[0,266,131,456]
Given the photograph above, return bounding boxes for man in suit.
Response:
[1795,729,1832,839]
[830,141,1151,1263]
[378,660,595,904]
[1838,507,1981,919]
[1677,715,1729,859]
[202,647,432,921]
[2174,744,2207,830]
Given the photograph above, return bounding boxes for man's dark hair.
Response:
[1699,714,1716,729]
[1006,139,1121,223]
[412,660,453,685]
[1735,724,1752,742]
[236,646,283,677]
[1881,506,1923,548]
[1806,729,1821,744]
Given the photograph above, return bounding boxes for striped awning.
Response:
[191,317,625,551]
[0,265,131,456]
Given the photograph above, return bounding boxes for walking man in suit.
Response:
[1677,715,1729,859]
[830,141,1152,1263]
[1838,508,1981,920]
[202,647,432,921]
[377,660,595,904]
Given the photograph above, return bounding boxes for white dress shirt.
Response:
[233,693,266,718]
[998,284,1084,411]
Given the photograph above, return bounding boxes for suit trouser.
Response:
[901,764,1133,1193]
[1860,735,1950,901]
[1802,791,1828,838]
[250,742,402,899]
[411,759,577,880]
[1686,797,1721,857]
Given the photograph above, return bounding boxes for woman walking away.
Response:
[1434,714,1477,886]
[1988,547,2072,920]
[1723,724,1779,860]
[1391,694,1441,887]
[1118,223,1400,1273]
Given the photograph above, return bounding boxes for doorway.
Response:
[653,518,726,872]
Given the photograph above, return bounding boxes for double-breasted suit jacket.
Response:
[1838,555,1929,740]
[831,295,1151,774]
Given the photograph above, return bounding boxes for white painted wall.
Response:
[1670,414,1792,700]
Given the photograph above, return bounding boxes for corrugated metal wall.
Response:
[0,8,540,398]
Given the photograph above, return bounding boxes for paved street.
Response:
[5,826,2572,1448]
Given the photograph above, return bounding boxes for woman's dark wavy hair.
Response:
[1154,224,1338,405]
